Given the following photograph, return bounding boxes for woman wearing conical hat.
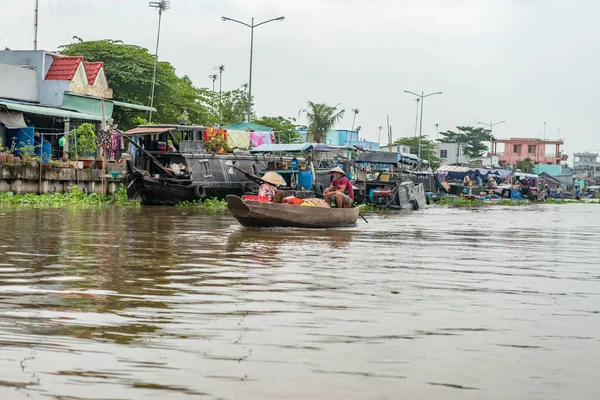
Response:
[258,171,286,202]
[323,166,354,208]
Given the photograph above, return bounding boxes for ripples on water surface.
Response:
[0,204,598,399]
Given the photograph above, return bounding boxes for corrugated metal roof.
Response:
[124,127,173,135]
[113,101,156,112]
[514,172,538,178]
[436,165,471,173]
[250,143,312,153]
[0,99,102,121]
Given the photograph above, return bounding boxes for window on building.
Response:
[596,166,600,172]
[513,145,522,153]
[440,150,448,158]
[528,145,536,153]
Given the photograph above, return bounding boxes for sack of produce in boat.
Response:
[300,198,331,208]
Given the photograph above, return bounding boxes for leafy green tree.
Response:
[59,39,212,130]
[438,126,493,158]
[301,102,345,143]
[515,157,534,173]
[218,90,252,124]
[393,136,441,170]
[253,116,302,143]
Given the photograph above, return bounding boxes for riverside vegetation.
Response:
[0,186,229,212]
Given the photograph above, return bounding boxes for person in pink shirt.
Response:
[323,166,354,208]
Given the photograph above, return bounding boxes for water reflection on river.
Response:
[0,204,598,399]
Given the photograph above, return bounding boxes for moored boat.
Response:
[226,195,360,228]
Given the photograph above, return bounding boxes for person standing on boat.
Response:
[323,166,354,208]
[259,171,286,202]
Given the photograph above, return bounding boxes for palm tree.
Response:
[515,157,534,173]
[301,101,345,143]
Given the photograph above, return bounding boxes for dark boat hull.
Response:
[226,195,360,228]
[126,172,199,206]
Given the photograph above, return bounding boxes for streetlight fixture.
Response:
[148,0,171,122]
[241,83,248,93]
[213,65,225,120]
[477,120,505,138]
[208,74,218,91]
[404,90,442,158]
[221,15,285,122]
[351,108,360,132]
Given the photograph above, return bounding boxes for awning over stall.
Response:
[0,98,102,121]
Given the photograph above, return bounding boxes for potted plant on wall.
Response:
[2,141,16,165]
[67,123,97,168]
[18,142,38,167]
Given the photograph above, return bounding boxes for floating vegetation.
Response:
[0,186,136,208]
[433,197,598,207]
[176,197,229,213]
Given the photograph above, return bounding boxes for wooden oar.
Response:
[359,212,369,223]
[231,165,268,186]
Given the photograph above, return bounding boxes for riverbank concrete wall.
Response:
[0,165,126,195]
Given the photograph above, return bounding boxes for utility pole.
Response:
[148,1,171,122]
[34,0,39,50]
[543,121,546,141]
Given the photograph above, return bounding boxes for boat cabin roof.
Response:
[251,143,359,154]
[124,124,206,136]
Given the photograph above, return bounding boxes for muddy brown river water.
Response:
[0,204,598,399]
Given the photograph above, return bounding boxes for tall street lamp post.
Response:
[478,121,505,157]
[404,90,442,158]
[413,98,420,137]
[148,0,171,122]
[351,109,359,132]
[208,74,217,91]
[221,15,285,122]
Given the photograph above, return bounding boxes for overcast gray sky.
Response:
[2,0,599,157]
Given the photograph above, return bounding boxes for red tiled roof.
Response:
[83,61,104,84]
[45,56,83,81]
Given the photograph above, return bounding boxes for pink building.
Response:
[489,138,568,166]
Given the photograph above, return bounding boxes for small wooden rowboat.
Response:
[226,195,360,228]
